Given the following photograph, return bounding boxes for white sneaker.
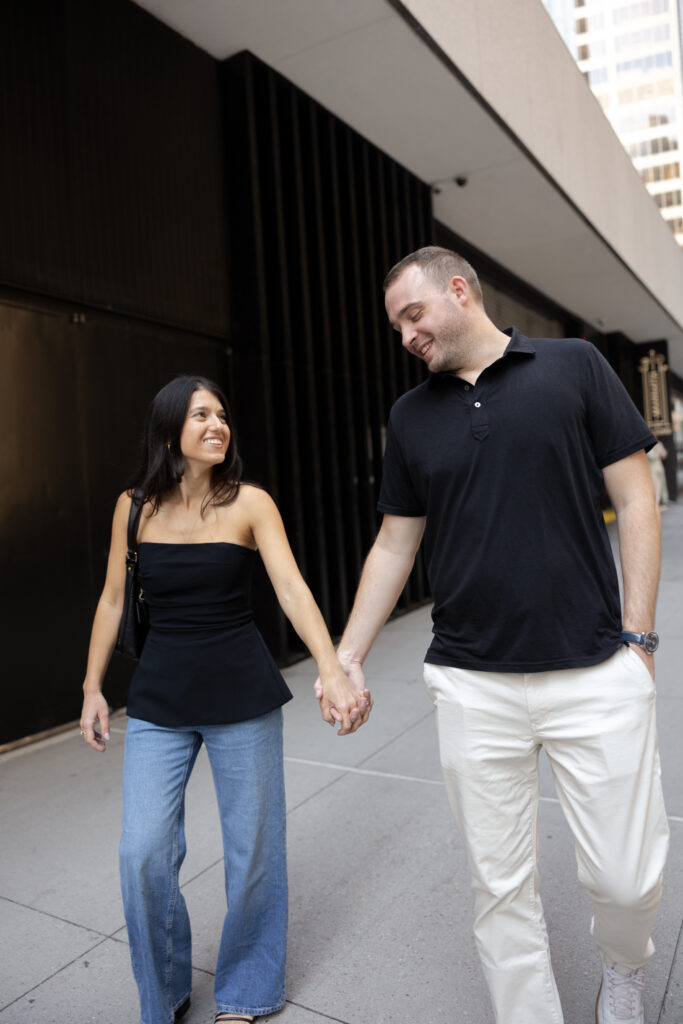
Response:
[596,962,645,1023]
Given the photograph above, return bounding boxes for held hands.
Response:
[314,660,373,735]
[80,691,111,752]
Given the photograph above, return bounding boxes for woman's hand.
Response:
[316,662,373,735]
[80,690,110,752]
[79,491,131,752]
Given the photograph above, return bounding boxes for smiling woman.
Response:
[78,374,372,1024]
[134,376,243,522]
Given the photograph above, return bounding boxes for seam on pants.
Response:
[525,684,562,1024]
[526,766,562,1022]
[528,679,565,1024]
[164,735,199,1003]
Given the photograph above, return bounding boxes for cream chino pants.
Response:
[424,646,669,1024]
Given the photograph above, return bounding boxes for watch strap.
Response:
[620,630,659,653]
[621,631,645,645]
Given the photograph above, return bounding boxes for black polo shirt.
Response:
[377,328,655,672]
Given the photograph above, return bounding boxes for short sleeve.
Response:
[582,344,655,468]
[377,414,425,516]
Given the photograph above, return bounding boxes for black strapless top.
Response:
[126,543,292,727]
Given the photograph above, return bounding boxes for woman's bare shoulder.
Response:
[113,490,133,519]
[234,482,277,513]
[114,491,157,533]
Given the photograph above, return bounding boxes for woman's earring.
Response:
[167,442,171,453]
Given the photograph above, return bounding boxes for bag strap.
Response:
[127,490,143,555]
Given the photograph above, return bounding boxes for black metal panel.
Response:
[0,294,230,745]
[221,53,433,660]
[0,0,236,744]
[0,0,228,335]
[1,27,436,742]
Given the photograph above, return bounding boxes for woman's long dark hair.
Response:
[128,375,243,517]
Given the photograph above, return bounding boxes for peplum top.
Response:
[126,542,293,727]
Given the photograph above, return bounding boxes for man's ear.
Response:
[449,275,468,302]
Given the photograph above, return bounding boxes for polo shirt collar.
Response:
[428,326,536,388]
[502,326,536,355]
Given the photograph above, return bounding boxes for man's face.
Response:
[385,265,469,374]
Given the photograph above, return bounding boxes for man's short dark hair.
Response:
[383,246,483,304]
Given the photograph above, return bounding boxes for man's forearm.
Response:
[616,496,661,631]
[337,542,417,666]
[604,451,661,633]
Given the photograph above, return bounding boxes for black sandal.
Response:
[174,997,191,1022]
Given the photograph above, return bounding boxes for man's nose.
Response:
[401,325,417,349]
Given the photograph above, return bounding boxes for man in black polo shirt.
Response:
[327,247,669,1024]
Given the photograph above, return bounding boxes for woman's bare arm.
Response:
[80,492,131,751]
[244,487,372,735]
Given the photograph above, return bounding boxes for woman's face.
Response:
[178,388,230,467]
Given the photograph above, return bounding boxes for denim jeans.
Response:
[425,646,669,1024]
[120,709,287,1024]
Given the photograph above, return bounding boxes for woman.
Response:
[80,375,371,1024]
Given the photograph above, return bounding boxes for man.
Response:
[324,247,669,1023]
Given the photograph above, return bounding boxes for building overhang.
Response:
[133,0,683,377]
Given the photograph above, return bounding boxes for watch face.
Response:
[643,631,659,654]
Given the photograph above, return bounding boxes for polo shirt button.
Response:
[474,401,482,408]
[464,384,470,390]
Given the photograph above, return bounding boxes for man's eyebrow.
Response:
[399,301,422,317]
[388,300,423,330]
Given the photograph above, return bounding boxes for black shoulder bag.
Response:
[115,492,149,660]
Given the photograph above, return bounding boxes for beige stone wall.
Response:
[399,0,683,333]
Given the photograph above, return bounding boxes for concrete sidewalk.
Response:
[2,506,682,1024]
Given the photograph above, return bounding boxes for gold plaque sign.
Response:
[639,349,672,436]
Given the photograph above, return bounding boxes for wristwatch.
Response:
[621,630,659,654]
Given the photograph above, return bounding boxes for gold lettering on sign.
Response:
[639,349,672,435]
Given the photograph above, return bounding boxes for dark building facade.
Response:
[1,0,666,745]
[0,0,431,744]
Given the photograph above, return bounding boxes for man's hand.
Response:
[627,642,655,681]
[314,662,373,735]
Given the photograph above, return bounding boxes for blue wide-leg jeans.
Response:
[120,709,287,1024]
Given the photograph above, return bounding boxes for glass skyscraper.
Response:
[542,0,683,246]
